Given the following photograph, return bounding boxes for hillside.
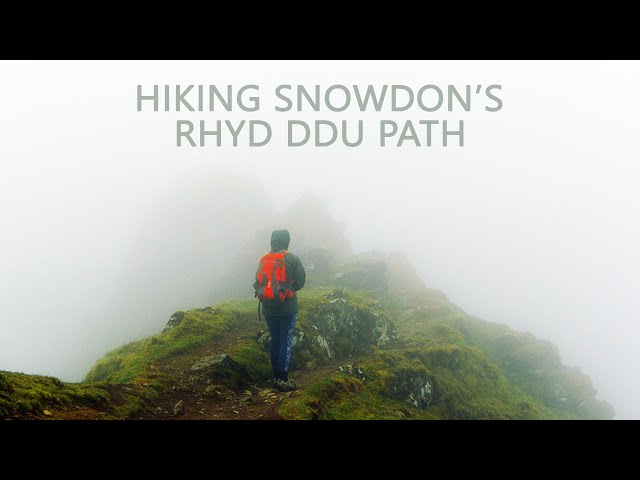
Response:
[0,249,614,420]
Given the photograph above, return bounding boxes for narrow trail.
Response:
[138,320,341,420]
[140,361,335,420]
[46,320,342,421]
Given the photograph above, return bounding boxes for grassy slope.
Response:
[1,278,613,419]
[0,371,110,418]
[278,288,555,420]
[79,287,612,420]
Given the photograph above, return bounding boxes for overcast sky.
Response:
[0,60,638,418]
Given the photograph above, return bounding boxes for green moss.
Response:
[294,289,397,366]
[191,344,272,392]
[112,397,139,418]
[82,291,342,391]
[296,288,335,315]
[279,368,444,420]
[278,344,556,420]
[462,316,614,419]
[112,389,153,419]
[71,273,612,420]
[278,374,388,420]
[228,339,271,380]
[375,287,613,419]
[0,371,110,418]
[0,372,11,393]
[85,305,250,383]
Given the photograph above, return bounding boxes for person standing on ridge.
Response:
[254,229,306,392]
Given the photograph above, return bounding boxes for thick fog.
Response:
[1,61,638,418]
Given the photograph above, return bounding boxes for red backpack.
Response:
[255,251,295,303]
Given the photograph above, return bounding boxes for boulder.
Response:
[163,311,185,332]
[307,290,398,358]
[191,353,239,372]
[257,289,398,370]
[384,369,434,408]
[190,354,249,390]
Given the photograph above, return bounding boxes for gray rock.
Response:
[203,385,223,397]
[257,289,398,371]
[317,335,332,358]
[384,370,433,408]
[173,400,185,416]
[191,354,238,372]
[190,354,251,390]
[257,331,270,349]
[338,364,366,381]
[164,311,185,332]
[258,331,305,351]
[307,290,399,359]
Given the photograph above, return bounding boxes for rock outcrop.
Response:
[190,353,250,389]
[384,369,433,408]
[3,249,612,420]
[191,353,239,372]
[257,289,398,370]
[163,311,185,332]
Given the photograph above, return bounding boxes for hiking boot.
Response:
[276,378,297,392]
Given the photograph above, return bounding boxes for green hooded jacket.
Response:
[253,229,306,316]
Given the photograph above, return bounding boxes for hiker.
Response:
[253,229,306,392]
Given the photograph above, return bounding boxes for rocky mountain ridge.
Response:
[0,248,614,420]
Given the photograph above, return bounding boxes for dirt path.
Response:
[139,364,334,420]
[19,320,344,420]
[137,330,339,420]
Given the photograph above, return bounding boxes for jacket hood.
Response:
[270,229,290,252]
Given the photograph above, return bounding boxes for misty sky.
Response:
[0,60,638,418]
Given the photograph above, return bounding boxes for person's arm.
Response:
[293,255,306,291]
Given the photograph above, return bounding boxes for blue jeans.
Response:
[264,314,297,380]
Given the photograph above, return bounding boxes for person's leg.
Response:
[277,314,297,381]
[264,315,281,380]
